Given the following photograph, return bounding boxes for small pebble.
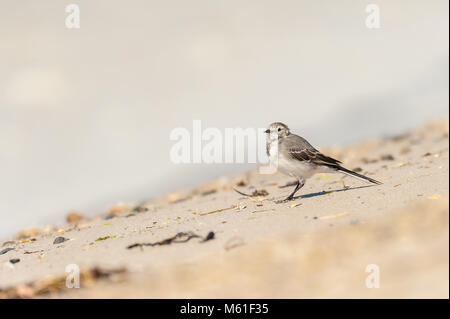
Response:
[10,258,20,264]
[53,237,67,245]
[202,231,215,242]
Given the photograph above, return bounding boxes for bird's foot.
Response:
[274,196,296,204]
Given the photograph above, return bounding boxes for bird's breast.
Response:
[276,153,318,179]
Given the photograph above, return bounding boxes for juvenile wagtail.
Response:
[265,122,381,202]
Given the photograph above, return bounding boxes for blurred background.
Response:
[0,0,448,238]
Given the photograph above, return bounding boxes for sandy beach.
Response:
[0,119,448,298]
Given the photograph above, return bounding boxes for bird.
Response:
[265,122,381,202]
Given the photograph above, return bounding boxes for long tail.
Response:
[336,166,382,185]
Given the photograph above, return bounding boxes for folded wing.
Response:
[288,148,342,168]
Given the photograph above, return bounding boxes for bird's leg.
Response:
[285,180,304,201]
[275,179,305,203]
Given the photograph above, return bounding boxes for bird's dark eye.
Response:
[277,128,281,132]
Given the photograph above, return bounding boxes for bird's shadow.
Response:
[294,185,374,200]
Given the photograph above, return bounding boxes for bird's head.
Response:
[265,122,290,140]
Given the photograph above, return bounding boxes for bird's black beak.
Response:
[264,129,270,133]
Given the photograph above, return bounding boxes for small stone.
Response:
[9,258,20,264]
[203,231,215,242]
[53,236,67,245]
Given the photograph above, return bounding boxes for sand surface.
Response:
[0,120,448,298]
